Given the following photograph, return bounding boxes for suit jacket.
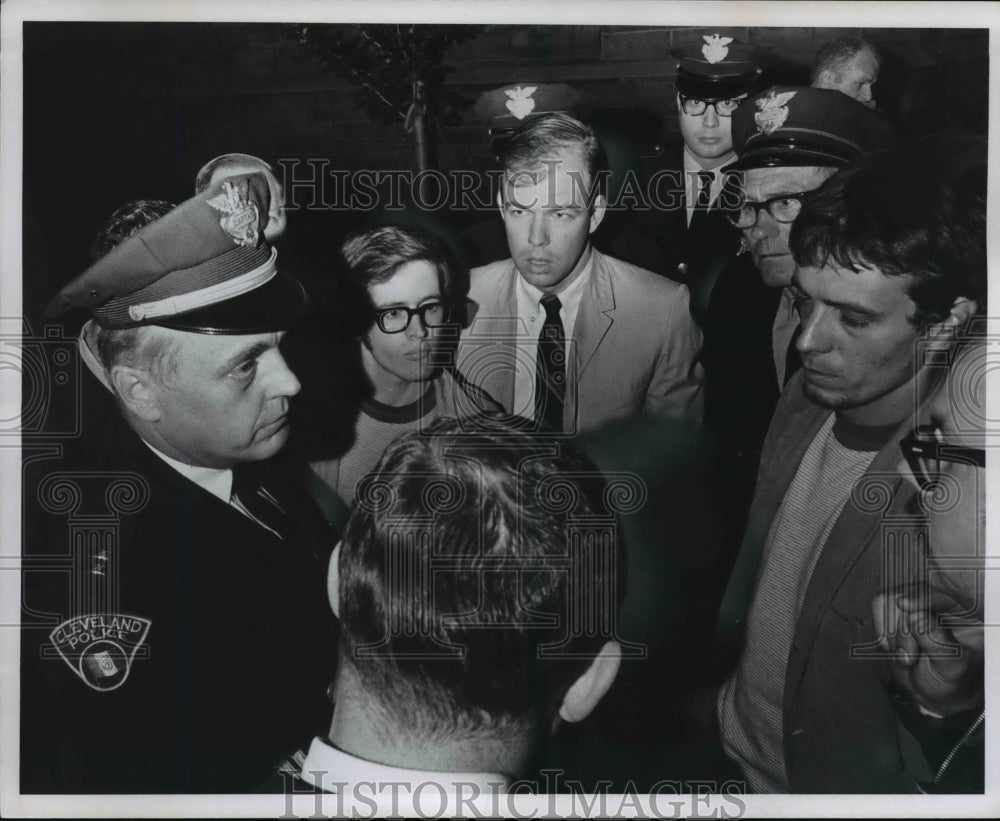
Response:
[718,370,976,793]
[637,142,743,320]
[457,248,704,434]
[21,382,339,793]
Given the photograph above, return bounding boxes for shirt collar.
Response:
[140,441,234,502]
[299,737,511,794]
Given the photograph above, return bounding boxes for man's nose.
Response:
[749,209,780,240]
[266,352,302,398]
[702,104,720,128]
[405,313,429,340]
[528,213,548,247]
[796,305,831,356]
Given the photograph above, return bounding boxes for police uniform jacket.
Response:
[21,379,339,793]
[638,141,742,320]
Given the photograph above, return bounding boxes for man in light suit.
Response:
[457,113,704,436]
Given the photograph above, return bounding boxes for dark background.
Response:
[22,23,989,330]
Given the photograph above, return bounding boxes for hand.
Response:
[872,586,983,717]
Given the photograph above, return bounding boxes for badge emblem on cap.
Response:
[207,179,261,248]
[50,613,152,692]
[702,34,733,64]
[505,86,537,120]
[754,89,797,135]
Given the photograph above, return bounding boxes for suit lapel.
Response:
[783,421,912,708]
[565,250,615,429]
[465,262,519,413]
[716,386,832,643]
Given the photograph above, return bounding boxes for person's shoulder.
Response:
[595,250,688,299]
[469,258,514,282]
[467,258,515,304]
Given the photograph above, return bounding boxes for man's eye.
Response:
[840,313,870,329]
[381,308,407,322]
[231,359,257,380]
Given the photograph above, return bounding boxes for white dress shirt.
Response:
[683,147,732,227]
[299,736,511,794]
[512,252,591,421]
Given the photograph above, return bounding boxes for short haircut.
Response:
[499,112,606,202]
[90,199,174,263]
[194,153,276,194]
[338,414,625,740]
[790,137,986,328]
[340,224,458,305]
[811,37,879,84]
[89,199,178,378]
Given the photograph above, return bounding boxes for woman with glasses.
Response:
[310,224,500,505]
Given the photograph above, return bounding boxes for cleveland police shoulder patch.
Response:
[50,614,151,692]
[207,179,261,248]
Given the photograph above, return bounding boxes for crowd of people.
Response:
[19,32,987,799]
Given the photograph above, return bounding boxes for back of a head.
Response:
[811,36,878,85]
[337,414,625,741]
[790,135,986,325]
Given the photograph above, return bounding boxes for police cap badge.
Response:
[732,85,896,170]
[46,172,306,333]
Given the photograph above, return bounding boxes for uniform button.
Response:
[677,262,689,276]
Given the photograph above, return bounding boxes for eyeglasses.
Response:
[725,192,808,229]
[900,424,986,492]
[374,302,450,334]
[679,95,746,117]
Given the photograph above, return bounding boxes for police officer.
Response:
[640,33,762,320]
[701,86,894,546]
[21,174,338,793]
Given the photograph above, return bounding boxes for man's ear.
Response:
[496,190,504,218]
[925,297,978,345]
[558,641,621,723]
[675,93,684,115]
[588,193,607,235]
[327,541,342,618]
[817,68,838,89]
[109,365,162,422]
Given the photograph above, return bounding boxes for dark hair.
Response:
[194,153,276,194]
[790,136,987,327]
[811,37,879,84]
[338,414,626,739]
[89,199,174,263]
[500,112,607,202]
[340,224,458,305]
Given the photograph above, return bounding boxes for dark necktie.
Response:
[535,294,565,433]
[784,321,803,386]
[694,170,714,209]
[231,466,289,540]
